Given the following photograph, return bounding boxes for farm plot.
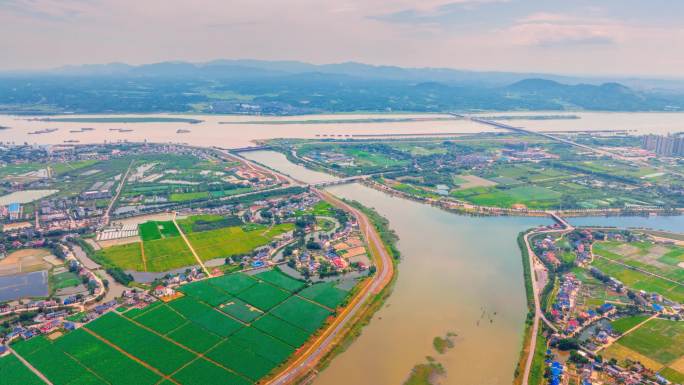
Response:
[0,353,45,385]
[178,279,232,306]
[252,314,311,347]
[167,322,222,353]
[172,357,252,385]
[604,318,684,382]
[12,336,103,385]
[186,224,293,261]
[206,339,278,381]
[219,298,263,323]
[298,282,350,309]
[231,326,295,365]
[177,214,243,233]
[143,237,196,272]
[168,297,243,337]
[133,304,187,334]
[254,269,306,292]
[55,328,160,385]
[271,296,331,333]
[594,241,684,283]
[209,272,257,295]
[591,258,684,303]
[618,318,684,365]
[85,312,195,374]
[99,242,144,271]
[236,281,290,311]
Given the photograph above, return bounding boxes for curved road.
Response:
[521,221,572,385]
[265,188,394,385]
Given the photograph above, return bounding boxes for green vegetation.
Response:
[0,353,45,385]
[254,268,306,292]
[236,282,290,311]
[12,266,356,385]
[271,296,331,333]
[86,312,195,374]
[403,357,445,385]
[177,214,242,233]
[252,314,311,347]
[618,318,684,365]
[610,315,650,334]
[299,281,350,309]
[51,271,81,289]
[219,298,263,323]
[186,223,294,261]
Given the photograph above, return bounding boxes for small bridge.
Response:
[313,175,368,188]
[229,145,273,153]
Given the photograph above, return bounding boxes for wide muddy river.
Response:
[243,150,551,385]
[2,112,684,148]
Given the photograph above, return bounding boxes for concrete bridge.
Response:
[228,145,272,153]
[312,175,368,188]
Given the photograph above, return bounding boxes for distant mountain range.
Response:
[0,60,682,115]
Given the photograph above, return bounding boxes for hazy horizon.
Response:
[1,0,683,77]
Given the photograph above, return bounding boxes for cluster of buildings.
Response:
[642,133,684,157]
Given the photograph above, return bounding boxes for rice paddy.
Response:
[9,268,346,385]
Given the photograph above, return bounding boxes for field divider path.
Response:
[140,241,148,272]
[8,348,53,385]
[593,254,683,287]
[598,313,659,352]
[81,326,181,385]
[172,212,211,277]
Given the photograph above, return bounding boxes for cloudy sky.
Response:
[1,0,683,77]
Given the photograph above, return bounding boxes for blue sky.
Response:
[1,0,683,76]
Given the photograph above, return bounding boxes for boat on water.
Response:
[118,129,133,132]
[63,139,80,143]
[176,129,191,134]
[28,128,58,135]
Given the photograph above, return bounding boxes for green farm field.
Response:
[186,223,294,261]
[9,269,346,385]
[605,318,684,382]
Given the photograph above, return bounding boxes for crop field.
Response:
[179,279,233,306]
[52,271,81,289]
[170,191,209,202]
[451,185,562,209]
[143,237,195,272]
[590,257,684,303]
[605,318,684,382]
[177,214,243,233]
[271,296,332,333]
[55,329,161,385]
[594,241,684,283]
[252,314,311,347]
[209,272,257,294]
[86,313,195,374]
[167,322,222,353]
[12,336,103,385]
[299,282,350,308]
[219,298,264,322]
[186,223,294,260]
[254,269,306,292]
[172,357,251,385]
[11,268,349,385]
[206,339,278,381]
[236,281,290,311]
[0,354,44,385]
[99,242,145,271]
[610,314,650,334]
[133,304,187,334]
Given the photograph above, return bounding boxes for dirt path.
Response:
[172,212,211,277]
[140,241,148,272]
[9,348,53,385]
